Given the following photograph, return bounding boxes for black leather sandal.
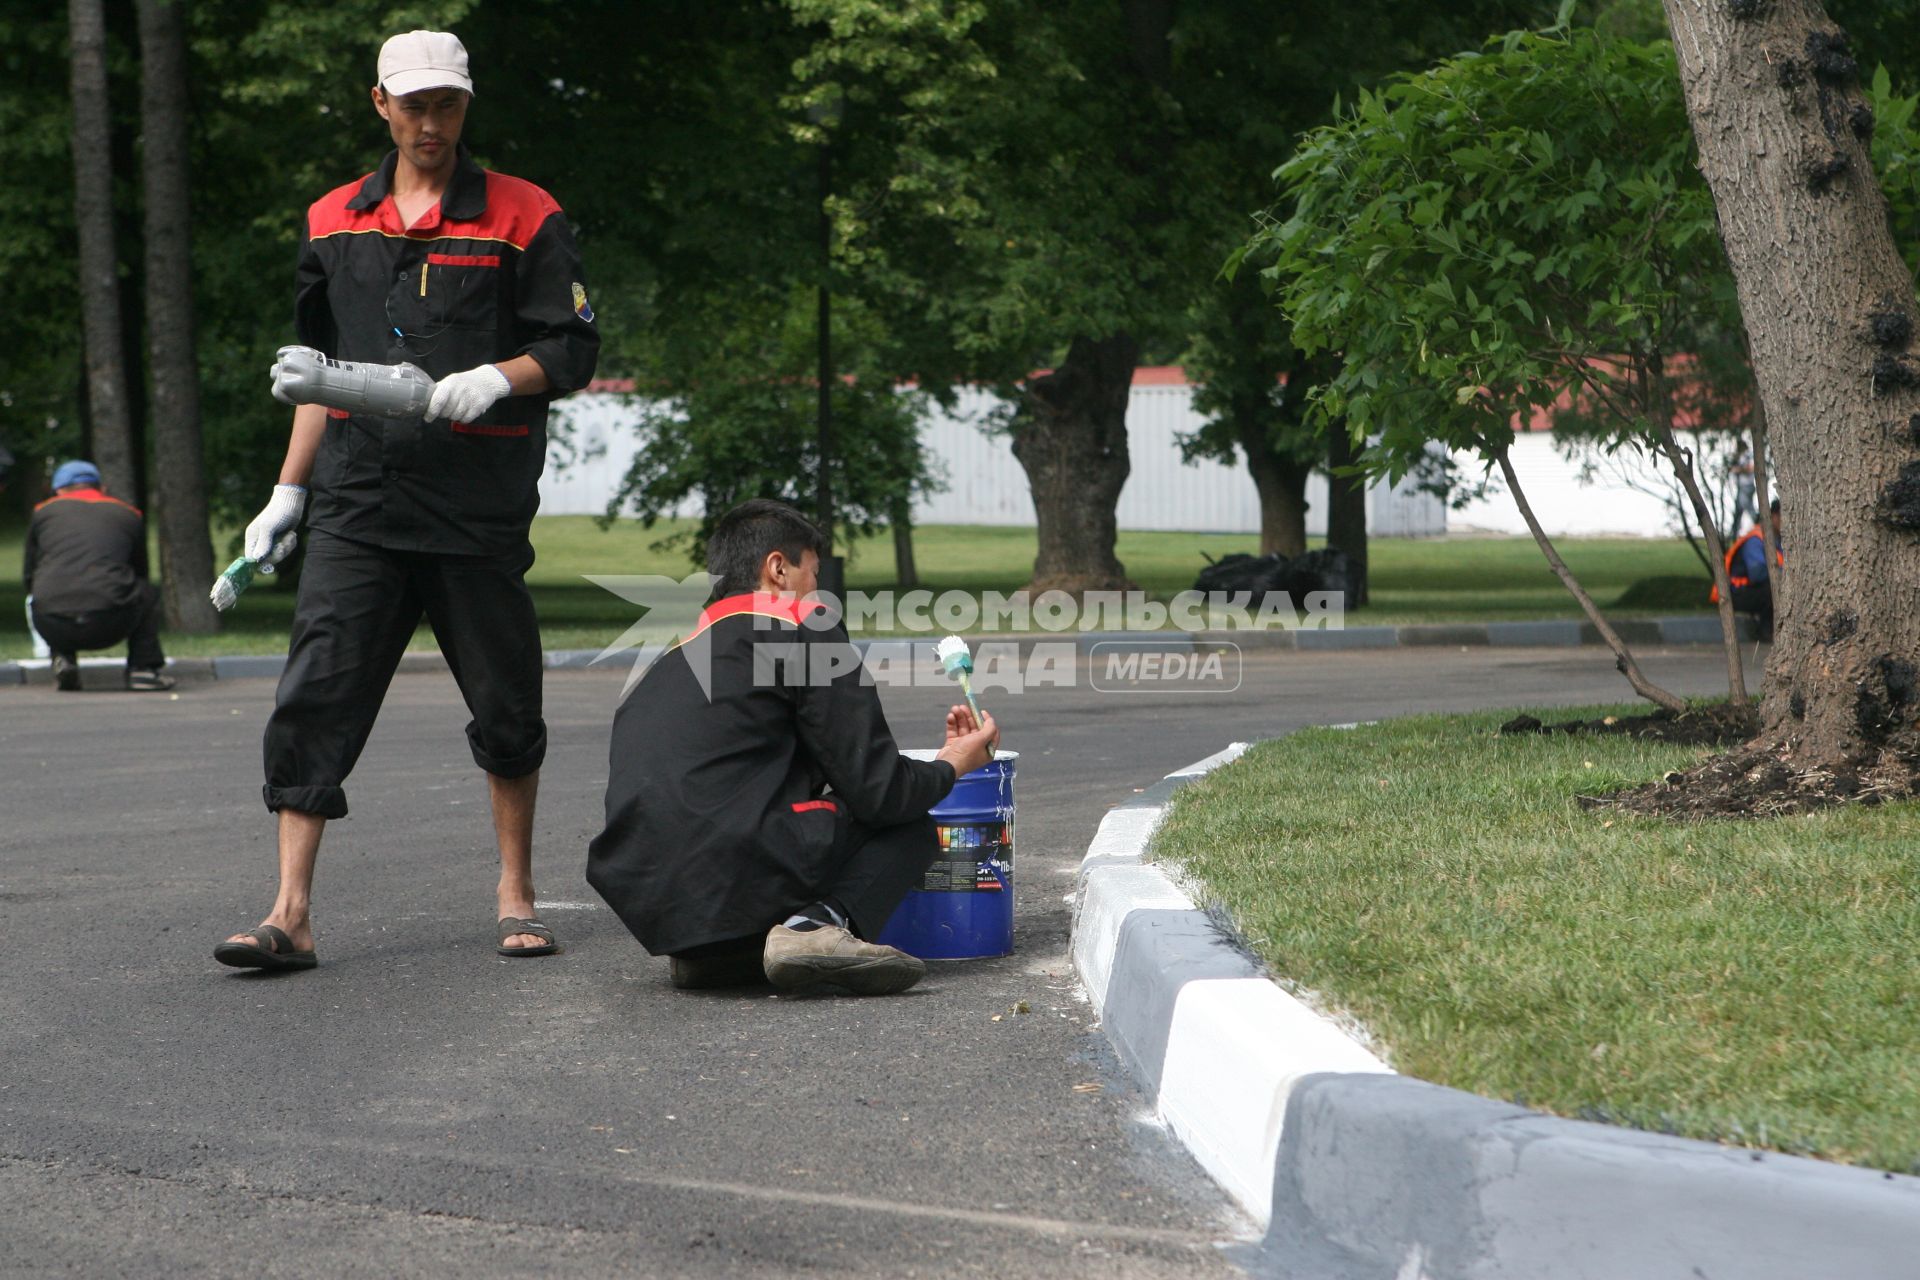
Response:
[213,924,317,972]
[496,916,557,957]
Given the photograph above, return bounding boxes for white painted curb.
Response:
[1071,862,1194,1012]
[1071,742,1390,1228]
[1160,977,1390,1222]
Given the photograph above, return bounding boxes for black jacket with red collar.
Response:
[587,594,956,955]
[296,145,599,555]
[23,488,147,614]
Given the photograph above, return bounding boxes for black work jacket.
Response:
[587,594,956,955]
[295,146,599,555]
[23,489,147,614]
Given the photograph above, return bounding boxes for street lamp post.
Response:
[808,92,845,600]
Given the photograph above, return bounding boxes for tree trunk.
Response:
[1240,415,1310,557]
[890,497,919,589]
[137,0,218,633]
[1662,0,1920,764]
[1325,423,1370,607]
[1497,448,1688,713]
[1011,333,1138,593]
[68,0,137,500]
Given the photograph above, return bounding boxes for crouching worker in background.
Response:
[588,499,999,995]
[1711,496,1784,643]
[24,460,174,692]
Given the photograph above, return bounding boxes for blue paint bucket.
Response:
[876,750,1017,960]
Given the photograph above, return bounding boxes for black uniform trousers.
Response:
[262,529,546,819]
[31,582,165,671]
[1731,582,1774,639]
[672,813,940,962]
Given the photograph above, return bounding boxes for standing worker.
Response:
[23,460,175,692]
[214,31,598,972]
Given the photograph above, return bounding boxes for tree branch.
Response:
[1495,445,1688,713]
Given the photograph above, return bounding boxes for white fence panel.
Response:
[910,388,1034,526]
[540,382,1516,539]
[1447,434,1679,537]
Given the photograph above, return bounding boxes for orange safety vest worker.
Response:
[1709,529,1783,603]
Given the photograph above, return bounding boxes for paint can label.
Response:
[921,821,1012,892]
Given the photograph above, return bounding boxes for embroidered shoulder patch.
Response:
[572,281,594,323]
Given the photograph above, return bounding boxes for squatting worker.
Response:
[588,500,1002,995]
[214,30,598,972]
[23,460,174,693]
[1712,496,1785,643]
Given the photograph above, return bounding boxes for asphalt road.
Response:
[0,644,1752,1278]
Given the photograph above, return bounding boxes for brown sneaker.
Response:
[762,923,926,995]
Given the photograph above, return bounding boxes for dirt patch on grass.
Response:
[1503,704,1920,816]
[1500,702,1756,748]
[1583,726,1920,819]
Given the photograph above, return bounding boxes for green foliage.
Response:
[0,11,101,508]
[1246,24,1727,481]
[1180,273,1321,473]
[1864,61,1920,277]
[784,0,1199,380]
[604,290,938,563]
[1827,0,1920,94]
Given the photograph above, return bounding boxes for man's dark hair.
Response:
[707,499,827,599]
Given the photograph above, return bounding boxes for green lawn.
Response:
[1149,708,1920,1173]
[0,518,1711,659]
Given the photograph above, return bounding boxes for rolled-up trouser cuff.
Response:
[468,720,546,779]
[263,783,349,820]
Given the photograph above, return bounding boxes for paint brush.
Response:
[208,557,257,613]
[935,634,984,726]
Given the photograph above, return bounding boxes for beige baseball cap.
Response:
[377,30,473,97]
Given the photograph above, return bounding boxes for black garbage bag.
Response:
[1284,548,1358,614]
[1193,551,1290,597]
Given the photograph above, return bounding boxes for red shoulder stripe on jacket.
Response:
[670,593,823,650]
[305,169,563,250]
[33,488,142,516]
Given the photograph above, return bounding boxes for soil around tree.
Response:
[1594,730,1920,819]
[1499,703,1755,748]
[1503,706,1920,817]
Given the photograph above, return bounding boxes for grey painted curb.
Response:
[1072,741,1920,1279]
[1262,1073,1920,1280]
[1,613,1758,687]
[210,655,286,680]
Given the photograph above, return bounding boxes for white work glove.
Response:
[426,363,511,424]
[245,484,307,574]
